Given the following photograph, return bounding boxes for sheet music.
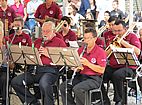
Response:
[112,47,140,66]
[68,41,79,48]
[47,47,82,67]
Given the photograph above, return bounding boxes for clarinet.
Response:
[41,36,47,47]
[68,43,88,85]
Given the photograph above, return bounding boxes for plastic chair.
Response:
[85,76,104,105]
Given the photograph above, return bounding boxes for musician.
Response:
[0,22,10,105]
[59,27,108,105]
[103,16,117,47]
[34,0,62,26]
[8,16,32,46]
[11,21,66,105]
[103,20,141,105]
[0,0,17,35]
[59,16,77,46]
[85,22,105,49]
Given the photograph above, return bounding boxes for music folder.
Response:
[112,47,140,66]
[9,45,42,65]
[47,47,82,67]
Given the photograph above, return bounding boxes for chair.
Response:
[85,76,104,105]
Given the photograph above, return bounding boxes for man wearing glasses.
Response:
[11,21,66,105]
[60,27,108,105]
[103,20,141,105]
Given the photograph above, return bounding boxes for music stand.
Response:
[47,47,82,67]
[112,47,140,104]
[9,44,42,105]
[9,44,42,66]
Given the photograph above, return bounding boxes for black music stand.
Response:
[47,47,82,105]
[112,47,140,104]
[9,44,42,105]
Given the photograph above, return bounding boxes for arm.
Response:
[80,57,105,74]
[121,39,140,56]
[23,7,27,22]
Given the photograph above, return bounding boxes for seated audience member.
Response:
[11,21,66,105]
[26,0,43,33]
[99,11,110,28]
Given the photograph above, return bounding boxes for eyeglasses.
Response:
[113,30,123,32]
[83,37,93,41]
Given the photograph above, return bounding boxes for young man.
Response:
[0,17,31,105]
[8,16,32,46]
[103,20,141,105]
[11,21,66,105]
[60,27,107,105]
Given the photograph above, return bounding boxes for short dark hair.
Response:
[14,16,24,26]
[114,19,127,27]
[108,16,117,23]
[104,11,110,16]
[84,27,97,38]
[61,16,71,25]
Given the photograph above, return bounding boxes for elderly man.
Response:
[11,21,66,105]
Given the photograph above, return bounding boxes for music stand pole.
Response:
[6,42,10,105]
[20,46,28,105]
[59,52,69,105]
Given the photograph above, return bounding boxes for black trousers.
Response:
[0,71,7,102]
[103,65,135,103]
[60,73,102,105]
[11,66,59,105]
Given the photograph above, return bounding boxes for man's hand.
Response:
[39,46,49,57]
[80,57,89,66]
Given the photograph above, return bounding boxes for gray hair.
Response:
[42,21,55,30]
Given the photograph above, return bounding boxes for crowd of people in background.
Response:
[0,0,142,105]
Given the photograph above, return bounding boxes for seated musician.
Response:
[59,27,108,105]
[103,20,141,105]
[8,16,32,46]
[103,16,117,47]
[34,0,62,26]
[0,16,32,105]
[85,22,105,49]
[59,16,77,46]
[0,21,10,105]
[11,21,66,105]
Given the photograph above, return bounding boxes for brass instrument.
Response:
[105,22,136,58]
[4,19,8,36]
[97,25,107,37]
[54,20,65,32]
[0,21,4,39]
